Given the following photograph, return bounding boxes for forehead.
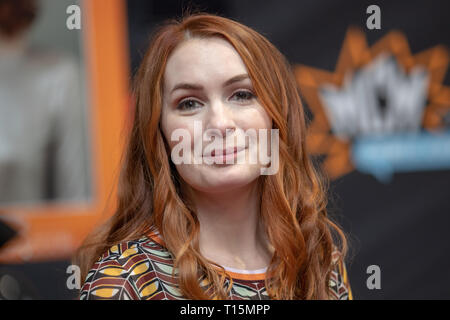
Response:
[163,37,248,88]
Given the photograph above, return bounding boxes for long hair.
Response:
[74,12,348,300]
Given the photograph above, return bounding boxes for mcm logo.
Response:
[319,54,428,139]
[295,28,450,181]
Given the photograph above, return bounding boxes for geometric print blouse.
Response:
[79,230,352,300]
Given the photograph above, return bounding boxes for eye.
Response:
[177,99,202,111]
[230,90,255,102]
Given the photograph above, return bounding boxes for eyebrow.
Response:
[170,73,250,94]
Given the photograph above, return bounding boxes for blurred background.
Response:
[0,0,90,207]
[0,0,449,299]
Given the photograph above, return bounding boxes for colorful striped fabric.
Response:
[79,230,352,300]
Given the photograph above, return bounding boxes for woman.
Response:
[76,13,352,300]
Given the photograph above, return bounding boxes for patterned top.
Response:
[79,230,352,300]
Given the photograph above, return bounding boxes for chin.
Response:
[195,165,260,193]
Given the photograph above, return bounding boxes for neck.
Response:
[0,35,26,53]
[189,179,273,270]
[0,35,27,69]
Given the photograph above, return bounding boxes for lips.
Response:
[208,146,245,157]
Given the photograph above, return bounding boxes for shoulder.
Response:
[328,248,353,300]
[79,235,177,300]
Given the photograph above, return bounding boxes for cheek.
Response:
[161,114,195,150]
[240,107,273,156]
[239,106,272,131]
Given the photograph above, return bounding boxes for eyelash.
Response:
[231,90,255,102]
[176,90,255,111]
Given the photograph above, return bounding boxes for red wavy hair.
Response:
[75,12,348,300]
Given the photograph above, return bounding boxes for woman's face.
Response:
[160,37,272,194]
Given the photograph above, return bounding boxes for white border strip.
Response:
[222,265,268,274]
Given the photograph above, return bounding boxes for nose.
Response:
[205,99,236,138]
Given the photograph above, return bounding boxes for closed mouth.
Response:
[204,146,246,157]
